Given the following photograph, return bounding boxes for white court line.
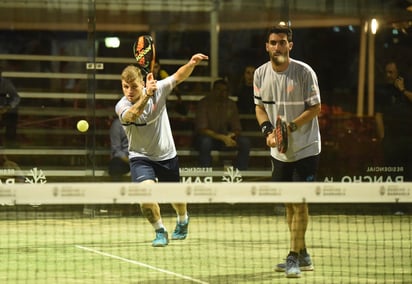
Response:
[75,245,209,284]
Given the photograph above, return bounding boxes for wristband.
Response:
[260,121,274,137]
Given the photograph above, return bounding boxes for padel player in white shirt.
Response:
[115,53,208,247]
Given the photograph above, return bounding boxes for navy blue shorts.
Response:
[271,155,320,182]
[130,156,180,183]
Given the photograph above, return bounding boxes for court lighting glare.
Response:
[371,18,379,34]
[105,37,120,48]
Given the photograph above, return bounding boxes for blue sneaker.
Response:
[171,218,189,240]
[152,228,169,247]
[285,254,301,278]
[275,251,314,272]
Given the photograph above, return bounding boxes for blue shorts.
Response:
[130,156,180,183]
[271,155,320,182]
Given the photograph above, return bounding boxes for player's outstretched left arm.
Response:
[173,53,209,84]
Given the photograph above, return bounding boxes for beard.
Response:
[272,52,287,65]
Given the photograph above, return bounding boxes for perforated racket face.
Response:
[275,117,288,153]
[133,35,155,75]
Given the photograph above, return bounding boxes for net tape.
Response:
[1,182,411,205]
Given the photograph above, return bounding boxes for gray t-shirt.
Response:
[115,76,177,161]
[254,59,321,162]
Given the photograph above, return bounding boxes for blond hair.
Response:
[121,65,143,83]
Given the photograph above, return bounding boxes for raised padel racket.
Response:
[133,35,156,77]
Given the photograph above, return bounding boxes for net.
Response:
[1,182,411,284]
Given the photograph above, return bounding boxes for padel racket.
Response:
[275,116,288,153]
[133,35,156,77]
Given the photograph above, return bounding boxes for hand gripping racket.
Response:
[275,116,288,153]
[133,35,156,77]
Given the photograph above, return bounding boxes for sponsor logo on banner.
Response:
[0,188,15,197]
[379,185,410,197]
[185,184,216,197]
[323,165,404,182]
[315,185,347,196]
[58,186,86,197]
[180,167,243,183]
[126,185,152,196]
[0,167,47,184]
[251,185,282,196]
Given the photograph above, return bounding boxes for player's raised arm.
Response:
[124,73,157,122]
[173,53,209,84]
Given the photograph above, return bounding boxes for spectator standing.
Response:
[375,60,412,182]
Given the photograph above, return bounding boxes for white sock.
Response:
[177,213,188,224]
[152,220,166,231]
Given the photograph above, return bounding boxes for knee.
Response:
[293,203,308,215]
[237,136,251,150]
[197,135,213,150]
